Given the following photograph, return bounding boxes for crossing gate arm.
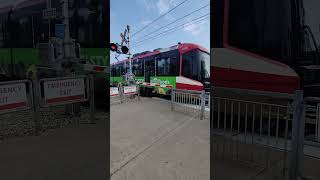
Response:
[81,64,109,73]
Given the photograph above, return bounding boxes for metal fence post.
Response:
[171,89,175,111]
[290,90,305,180]
[137,85,140,101]
[32,77,41,136]
[200,90,205,120]
[89,73,95,124]
[317,104,320,142]
[119,85,123,104]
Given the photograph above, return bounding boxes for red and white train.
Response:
[212,0,301,102]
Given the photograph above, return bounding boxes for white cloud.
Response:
[137,0,177,15]
[156,0,179,15]
[156,0,170,14]
[183,18,209,36]
[136,0,156,12]
[141,19,152,25]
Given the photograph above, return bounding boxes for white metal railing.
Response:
[212,96,291,147]
[317,103,320,142]
[212,90,320,180]
[171,89,208,120]
[211,93,294,179]
[304,97,320,142]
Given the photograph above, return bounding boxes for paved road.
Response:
[0,113,109,180]
[110,97,210,180]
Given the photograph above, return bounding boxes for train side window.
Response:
[118,63,125,75]
[133,59,144,76]
[0,22,3,48]
[115,65,120,76]
[228,0,290,61]
[111,66,116,76]
[182,50,199,80]
[157,57,170,76]
[144,56,156,76]
[157,57,178,76]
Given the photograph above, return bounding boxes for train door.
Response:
[144,57,155,83]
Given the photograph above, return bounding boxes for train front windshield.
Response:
[182,49,210,87]
[198,50,210,82]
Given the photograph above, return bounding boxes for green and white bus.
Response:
[110,43,210,95]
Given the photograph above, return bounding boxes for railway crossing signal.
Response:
[110,43,129,54]
[121,45,129,54]
[110,43,118,52]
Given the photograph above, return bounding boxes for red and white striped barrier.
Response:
[139,82,173,88]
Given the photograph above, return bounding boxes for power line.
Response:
[132,13,209,46]
[132,15,209,48]
[132,17,209,49]
[131,0,190,38]
[132,4,209,42]
[132,13,209,47]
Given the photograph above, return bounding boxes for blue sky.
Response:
[110,0,210,63]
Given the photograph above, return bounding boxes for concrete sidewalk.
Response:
[110,97,210,180]
[0,113,109,180]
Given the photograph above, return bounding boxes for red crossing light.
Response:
[110,43,118,52]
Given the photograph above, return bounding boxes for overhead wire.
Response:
[132,14,209,48]
[131,3,209,42]
[131,13,209,48]
[131,0,190,37]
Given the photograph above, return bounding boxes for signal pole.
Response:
[127,25,132,75]
[119,25,133,83]
[62,0,74,60]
